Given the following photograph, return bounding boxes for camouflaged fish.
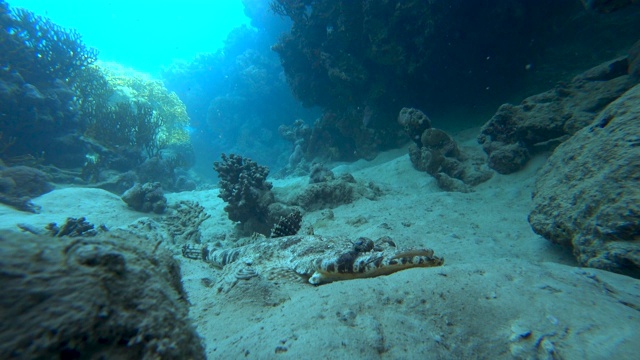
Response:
[182,235,444,286]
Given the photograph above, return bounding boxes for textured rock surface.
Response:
[291,173,382,211]
[479,54,638,174]
[401,109,493,192]
[121,181,167,214]
[529,84,640,277]
[0,230,205,359]
[0,166,53,212]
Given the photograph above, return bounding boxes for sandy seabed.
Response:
[1,131,638,359]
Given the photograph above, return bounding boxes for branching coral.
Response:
[0,1,97,86]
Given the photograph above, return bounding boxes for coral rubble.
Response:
[164,200,211,244]
[46,217,101,237]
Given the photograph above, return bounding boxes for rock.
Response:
[479,54,638,174]
[401,112,493,192]
[0,230,205,359]
[121,182,167,214]
[0,166,54,212]
[529,84,640,277]
[293,173,381,211]
[397,107,432,146]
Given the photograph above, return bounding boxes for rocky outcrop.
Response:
[0,166,53,212]
[400,108,493,192]
[121,182,167,214]
[292,173,382,211]
[0,230,205,359]
[529,84,640,277]
[479,47,639,174]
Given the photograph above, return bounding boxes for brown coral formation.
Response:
[0,230,205,359]
[400,108,492,192]
[214,153,276,234]
[293,173,382,211]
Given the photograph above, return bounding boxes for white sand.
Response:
[2,132,638,359]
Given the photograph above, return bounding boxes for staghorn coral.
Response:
[213,153,275,234]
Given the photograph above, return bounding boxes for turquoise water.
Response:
[7,0,251,75]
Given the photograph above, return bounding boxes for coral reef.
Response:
[270,0,640,161]
[0,166,53,212]
[397,107,432,146]
[0,1,97,167]
[270,209,302,238]
[400,108,492,192]
[0,229,205,359]
[164,200,211,244]
[95,62,191,146]
[121,182,167,214]
[529,83,640,278]
[213,153,275,234]
[478,49,639,174]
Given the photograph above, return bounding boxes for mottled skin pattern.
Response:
[182,235,444,287]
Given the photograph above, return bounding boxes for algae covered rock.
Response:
[0,230,205,359]
[529,84,640,277]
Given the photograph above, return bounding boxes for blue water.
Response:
[7,0,251,76]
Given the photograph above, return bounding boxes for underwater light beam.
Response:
[6,0,251,75]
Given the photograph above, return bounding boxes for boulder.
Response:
[479,53,638,174]
[529,84,640,277]
[0,230,205,359]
